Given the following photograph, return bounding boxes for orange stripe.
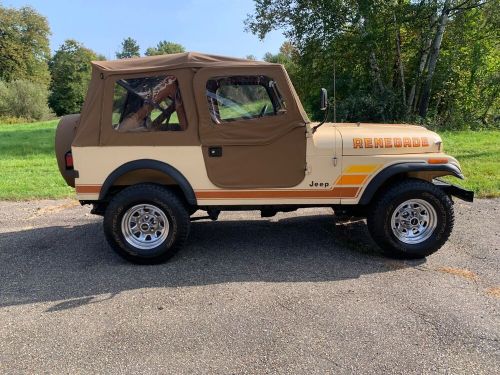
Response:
[336,175,368,185]
[344,164,380,173]
[76,185,101,194]
[195,187,359,199]
[428,158,448,164]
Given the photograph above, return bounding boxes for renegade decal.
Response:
[353,137,429,149]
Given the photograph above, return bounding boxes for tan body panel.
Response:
[73,123,457,206]
[73,128,341,204]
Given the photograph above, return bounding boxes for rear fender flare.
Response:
[358,162,463,205]
[99,159,197,205]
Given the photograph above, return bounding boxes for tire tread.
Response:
[367,179,454,259]
[103,184,190,264]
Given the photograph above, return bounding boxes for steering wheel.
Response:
[259,104,268,118]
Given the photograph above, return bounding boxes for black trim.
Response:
[99,159,197,205]
[359,162,464,205]
[433,178,474,202]
[65,170,79,179]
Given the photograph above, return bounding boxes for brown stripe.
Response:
[195,187,359,200]
[76,185,101,194]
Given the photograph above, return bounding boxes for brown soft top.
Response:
[92,52,275,74]
[73,51,309,148]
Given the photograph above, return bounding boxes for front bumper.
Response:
[433,178,474,202]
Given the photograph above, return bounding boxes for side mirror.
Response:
[320,88,328,111]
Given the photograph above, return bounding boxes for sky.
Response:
[4,0,285,60]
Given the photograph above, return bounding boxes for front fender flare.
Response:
[358,162,463,205]
[99,159,197,206]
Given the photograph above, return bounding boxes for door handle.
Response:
[208,146,222,157]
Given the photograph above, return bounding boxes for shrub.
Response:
[0,79,53,121]
[0,116,31,124]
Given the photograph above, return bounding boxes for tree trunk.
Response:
[369,51,384,93]
[407,13,436,112]
[418,0,450,118]
[394,13,406,107]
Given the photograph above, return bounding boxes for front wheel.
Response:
[103,184,190,264]
[367,179,454,259]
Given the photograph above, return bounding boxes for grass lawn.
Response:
[0,120,74,200]
[441,130,499,198]
[0,120,498,200]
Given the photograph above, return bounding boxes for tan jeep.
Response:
[55,52,473,264]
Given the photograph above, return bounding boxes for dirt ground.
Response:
[0,198,499,374]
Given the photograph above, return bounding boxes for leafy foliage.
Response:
[48,40,100,116]
[145,41,185,56]
[0,5,51,85]
[249,0,499,129]
[116,37,140,59]
[0,79,53,120]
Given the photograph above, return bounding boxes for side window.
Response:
[206,75,286,124]
[112,75,187,132]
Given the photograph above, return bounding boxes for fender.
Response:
[99,159,197,205]
[358,162,464,205]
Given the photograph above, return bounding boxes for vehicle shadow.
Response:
[0,213,424,311]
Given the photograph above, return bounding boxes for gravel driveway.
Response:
[0,198,499,374]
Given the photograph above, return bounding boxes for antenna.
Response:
[333,59,337,123]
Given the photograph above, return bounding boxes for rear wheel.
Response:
[103,184,190,264]
[367,179,454,259]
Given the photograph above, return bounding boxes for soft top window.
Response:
[112,75,187,132]
[206,75,286,124]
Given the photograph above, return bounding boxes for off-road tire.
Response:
[103,184,190,264]
[367,179,454,259]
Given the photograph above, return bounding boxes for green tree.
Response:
[116,37,140,59]
[246,0,496,129]
[263,41,299,80]
[0,5,51,85]
[49,40,99,116]
[145,41,185,56]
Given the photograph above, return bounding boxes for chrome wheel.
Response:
[390,199,437,244]
[121,204,169,250]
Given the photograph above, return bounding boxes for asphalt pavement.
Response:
[0,198,499,374]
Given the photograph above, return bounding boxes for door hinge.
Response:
[333,156,338,167]
[305,163,312,174]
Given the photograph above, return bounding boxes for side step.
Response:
[190,209,220,222]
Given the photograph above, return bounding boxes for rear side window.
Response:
[112,75,187,132]
[206,75,286,124]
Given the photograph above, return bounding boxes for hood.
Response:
[313,123,442,155]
